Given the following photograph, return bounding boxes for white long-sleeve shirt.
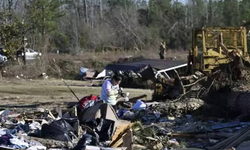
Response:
[100,79,119,105]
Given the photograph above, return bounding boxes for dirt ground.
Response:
[0,79,153,109]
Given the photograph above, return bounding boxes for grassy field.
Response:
[0,50,187,108]
[0,79,153,108]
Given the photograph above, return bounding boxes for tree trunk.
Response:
[83,0,88,24]
[99,0,102,19]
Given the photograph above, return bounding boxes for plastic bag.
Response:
[85,118,115,142]
[62,117,79,135]
[79,95,99,109]
[72,134,94,150]
[41,119,75,141]
[0,134,11,145]
[96,119,115,142]
[132,99,146,110]
[79,67,88,76]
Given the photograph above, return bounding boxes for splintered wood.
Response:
[110,123,133,149]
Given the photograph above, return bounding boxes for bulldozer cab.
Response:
[189,27,249,74]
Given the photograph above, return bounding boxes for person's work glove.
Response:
[124,96,129,102]
[124,92,130,102]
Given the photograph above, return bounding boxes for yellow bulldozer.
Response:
[187,26,250,76]
[153,26,250,100]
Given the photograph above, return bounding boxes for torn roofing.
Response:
[105,59,187,72]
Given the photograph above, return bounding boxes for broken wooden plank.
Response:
[169,132,233,140]
[110,125,132,148]
[211,121,241,130]
[224,126,250,149]
[196,132,233,139]
[168,133,195,138]
[48,110,56,120]
[110,133,126,148]
[208,126,250,150]
[211,121,250,130]
[111,123,131,143]
[122,129,133,150]
[174,69,185,94]
[132,144,147,149]
[183,76,207,88]
[24,118,46,122]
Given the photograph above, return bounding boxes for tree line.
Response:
[0,0,250,55]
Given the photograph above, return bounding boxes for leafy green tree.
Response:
[208,0,224,26]
[223,0,240,26]
[148,0,189,49]
[0,11,24,56]
[25,0,64,38]
[23,0,65,53]
[240,0,250,23]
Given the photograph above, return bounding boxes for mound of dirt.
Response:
[204,69,250,119]
[150,98,204,117]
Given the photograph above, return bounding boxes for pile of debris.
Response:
[0,108,75,149]
[3,70,250,150]
[0,100,131,150]
[0,93,210,150]
[1,89,250,150]
[113,97,250,150]
[112,69,250,150]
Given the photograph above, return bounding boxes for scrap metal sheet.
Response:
[105,59,187,72]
